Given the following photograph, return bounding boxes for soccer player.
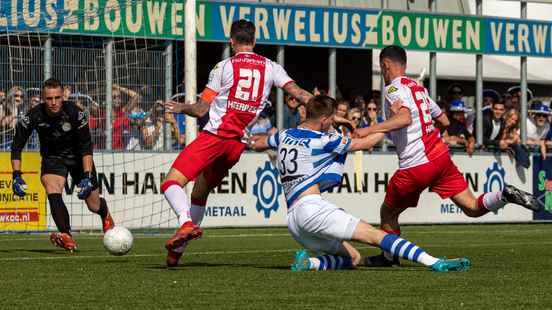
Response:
[161,19,313,267]
[11,78,114,252]
[355,46,540,267]
[250,95,471,272]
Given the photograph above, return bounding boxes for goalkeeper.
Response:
[10,78,115,252]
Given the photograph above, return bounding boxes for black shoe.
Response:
[363,253,400,267]
[502,184,541,212]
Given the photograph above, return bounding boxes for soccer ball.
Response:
[103,226,133,256]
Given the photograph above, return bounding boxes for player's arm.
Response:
[283,82,313,105]
[10,114,34,197]
[250,131,280,152]
[74,109,94,172]
[348,133,386,152]
[164,89,213,118]
[355,104,412,138]
[75,109,97,199]
[10,114,34,169]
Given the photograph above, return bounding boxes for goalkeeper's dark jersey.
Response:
[11,101,93,161]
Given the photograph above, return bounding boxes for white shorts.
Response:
[287,195,360,255]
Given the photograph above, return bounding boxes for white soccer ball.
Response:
[103,226,133,256]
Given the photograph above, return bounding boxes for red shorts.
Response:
[384,154,468,209]
[171,131,246,187]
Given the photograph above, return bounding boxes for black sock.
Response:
[96,198,109,219]
[48,194,71,234]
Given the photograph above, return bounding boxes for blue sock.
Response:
[313,255,353,271]
[380,234,439,266]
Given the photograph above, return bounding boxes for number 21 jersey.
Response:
[204,52,293,140]
[384,76,449,169]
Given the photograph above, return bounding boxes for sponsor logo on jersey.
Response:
[61,122,72,132]
[281,136,311,148]
[387,85,398,93]
[227,100,258,113]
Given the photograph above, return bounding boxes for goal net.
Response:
[0,1,183,232]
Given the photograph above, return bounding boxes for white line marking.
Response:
[1,241,552,262]
[0,233,292,242]
[0,227,551,242]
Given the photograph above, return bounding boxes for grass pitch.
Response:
[1,224,551,310]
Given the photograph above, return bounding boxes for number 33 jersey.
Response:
[384,76,449,169]
[204,52,294,140]
[267,128,351,206]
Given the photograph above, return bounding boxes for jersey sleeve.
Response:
[271,62,294,88]
[10,112,35,160]
[74,109,93,156]
[385,84,413,111]
[322,133,351,155]
[205,60,225,93]
[267,131,280,149]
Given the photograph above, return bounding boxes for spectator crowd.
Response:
[1,81,551,167]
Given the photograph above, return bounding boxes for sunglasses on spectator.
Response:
[535,114,548,118]
[367,107,377,111]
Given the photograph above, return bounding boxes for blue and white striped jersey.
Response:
[267,128,351,205]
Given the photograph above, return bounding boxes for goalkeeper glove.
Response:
[12,171,27,197]
[76,172,94,200]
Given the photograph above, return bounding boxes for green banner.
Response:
[379,11,484,53]
[4,1,552,57]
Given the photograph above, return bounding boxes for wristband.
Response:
[12,170,22,178]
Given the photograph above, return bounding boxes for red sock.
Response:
[383,229,401,236]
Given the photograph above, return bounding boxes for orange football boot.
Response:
[165,221,202,251]
[49,232,78,252]
[102,212,115,233]
[166,246,185,267]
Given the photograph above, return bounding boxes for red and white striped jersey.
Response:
[203,52,293,140]
[384,76,449,169]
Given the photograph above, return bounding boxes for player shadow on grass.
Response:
[143,262,290,270]
[26,249,69,255]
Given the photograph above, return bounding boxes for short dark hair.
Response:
[492,101,505,107]
[306,95,337,119]
[42,78,62,90]
[379,45,407,65]
[230,19,255,45]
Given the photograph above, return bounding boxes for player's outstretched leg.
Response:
[453,184,540,219]
[378,234,470,272]
[291,242,361,272]
[501,184,541,211]
[291,250,355,272]
[354,221,470,272]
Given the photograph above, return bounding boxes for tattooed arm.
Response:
[283,82,313,105]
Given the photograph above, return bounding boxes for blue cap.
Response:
[449,99,468,112]
[529,102,551,115]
